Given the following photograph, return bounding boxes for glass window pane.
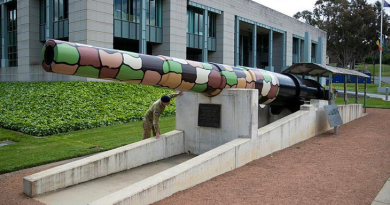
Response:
[199,13,203,35]
[40,0,46,24]
[122,0,128,20]
[130,0,133,22]
[59,0,64,20]
[64,0,68,19]
[157,0,162,26]
[146,0,150,25]
[187,10,189,33]
[114,0,121,19]
[150,0,155,26]
[209,13,216,38]
[54,0,58,21]
[194,12,198,34]
[135,0,140,23]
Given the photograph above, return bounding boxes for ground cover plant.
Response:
[0,82,176,136]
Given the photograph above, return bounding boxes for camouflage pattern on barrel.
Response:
[41,40,326,114]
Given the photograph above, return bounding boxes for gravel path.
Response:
[154,108,390,205]
[1,108,389,205]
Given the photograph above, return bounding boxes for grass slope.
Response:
[355,64,390,77]
[0,116,176,174]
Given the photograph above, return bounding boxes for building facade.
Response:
[0,0,326,82]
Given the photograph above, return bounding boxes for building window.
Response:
[53,0,68,21]
[114,0,162,27]
[187,6,204,35]
[208,12,216,38]
[39,0,69,41]
[311,43,317,63]
[7,2,17,67]
[293,38,299,64]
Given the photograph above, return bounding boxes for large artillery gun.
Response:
[42,40,327,114]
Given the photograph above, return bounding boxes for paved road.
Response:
[336,90,389,101]
[374,76,390,84]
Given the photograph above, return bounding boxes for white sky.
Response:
[252,0,383,17]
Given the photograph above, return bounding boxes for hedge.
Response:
[0,82,176,136]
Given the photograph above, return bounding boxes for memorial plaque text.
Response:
[198,104,221,128]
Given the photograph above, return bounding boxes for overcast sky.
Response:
[252,0,385,17]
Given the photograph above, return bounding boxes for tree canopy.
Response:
[294,0,390,68]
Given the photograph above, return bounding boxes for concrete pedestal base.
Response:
[176,89,258,155]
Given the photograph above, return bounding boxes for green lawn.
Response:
[0,116,176,174]
[329,82,390,94]
[355,63,390,77]
[335,97,390,109]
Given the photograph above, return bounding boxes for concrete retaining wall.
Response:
[23,130,185,197]
[88,138,251,205]
[338,104,363,124]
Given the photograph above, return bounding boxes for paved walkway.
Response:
[336,90,389,101]
[374,76,390,84]
[372,178,390,205]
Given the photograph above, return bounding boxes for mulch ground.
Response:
[154,108,390,205]
[1,108,389,205]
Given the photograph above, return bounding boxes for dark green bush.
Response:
[0,82,176,136]
[383,53,390,64]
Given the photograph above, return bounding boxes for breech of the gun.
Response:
[42,40,325,113]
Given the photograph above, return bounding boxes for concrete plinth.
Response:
[176,89,258,155]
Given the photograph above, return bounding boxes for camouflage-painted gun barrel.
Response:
[41,40,326,114]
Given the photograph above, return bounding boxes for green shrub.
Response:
[383,53,390,64]
[0,82,176,136]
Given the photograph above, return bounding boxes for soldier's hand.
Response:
[156,133,160,139]
[177,91,183,96]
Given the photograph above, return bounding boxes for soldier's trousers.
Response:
[142,120,156,140]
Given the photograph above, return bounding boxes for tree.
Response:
[294,0,389,69]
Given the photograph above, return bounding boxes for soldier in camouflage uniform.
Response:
[142,91,183,140]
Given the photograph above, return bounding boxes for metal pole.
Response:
[268,29,273,71]
[344,75,348,104]
[355,76,358,103]
[386,87,389,101]
[364,78,367,113]
[379,0,384,88]
[252,24,257,68]
[334,126,338,135]
[234,17,240,66]
[329,72,333,101]
[139,0,147,54]
[202,9,208,62]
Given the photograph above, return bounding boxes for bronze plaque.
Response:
[198,104,221,128]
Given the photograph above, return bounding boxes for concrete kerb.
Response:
[23,130,185,197]
[372,178,390,205]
